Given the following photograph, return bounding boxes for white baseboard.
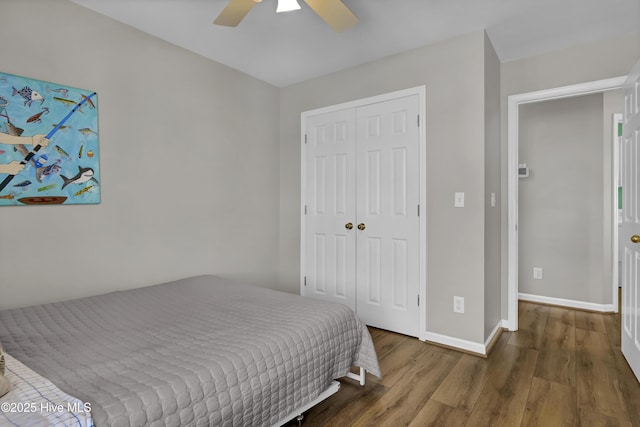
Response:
[423,331,486,356]
[518,293,615,312]
[484,321,503,348]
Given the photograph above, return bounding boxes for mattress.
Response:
[0,275,380,426]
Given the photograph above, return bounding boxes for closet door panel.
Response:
[303,109,357,310]
[355,95,420,337]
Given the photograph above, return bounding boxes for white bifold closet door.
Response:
[303,94,420,337]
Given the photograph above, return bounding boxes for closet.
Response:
[300,88,425,337]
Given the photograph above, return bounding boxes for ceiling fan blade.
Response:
[304,0,358,32]
[214,0,261,27]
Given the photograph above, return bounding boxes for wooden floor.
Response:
[288,301,640,426]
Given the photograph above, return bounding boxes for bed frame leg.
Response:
[296,414,304,426]
[345,366,366,386]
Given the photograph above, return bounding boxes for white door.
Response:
[303,108,357,310]
[302,93,421,337]
[355,96,420,337]
[621,58,640,382]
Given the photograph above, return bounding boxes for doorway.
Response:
[507,76,627,331]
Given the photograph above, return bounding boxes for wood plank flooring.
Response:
[287,301,640,426]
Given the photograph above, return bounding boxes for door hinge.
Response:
[304,276,307,287]
[304,205,308,215]
[417,204,420,216]
[304,134,308,144]
[417,294,420,306]
[417,115,420,127]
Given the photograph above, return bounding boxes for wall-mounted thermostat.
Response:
[518,163,529,178]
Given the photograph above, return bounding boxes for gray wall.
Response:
[500,32,640,316]
[484,33,502,339]
[279,31,492,344]
[518,94,604,302]
[0,0,281,310]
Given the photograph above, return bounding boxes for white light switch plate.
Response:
[454,192,465,208]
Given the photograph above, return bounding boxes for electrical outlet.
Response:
[533,267,543,279]
[453,296,465,313]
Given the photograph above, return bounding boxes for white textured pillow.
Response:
[0,342,11,397]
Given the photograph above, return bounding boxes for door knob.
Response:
[357,223,366,230]
[345,222,353,230]
[632,235,640,243]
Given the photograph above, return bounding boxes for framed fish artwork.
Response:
[0,71,99,206]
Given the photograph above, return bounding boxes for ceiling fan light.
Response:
[276,0,301,13]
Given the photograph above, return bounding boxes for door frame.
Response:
[300,86,427,340]
[507,76,627,331]
[613,113,623,300]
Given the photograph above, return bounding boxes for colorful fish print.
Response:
[37,184,56,192]
[5,120,24,136]
[41,161,61,177]
[46,86,69,96]
[51,124,72,131]
[61,166,98,189]
[13,180,31,187]
[80,94,95,110]
[78,128,96,136]
[73,185,94,197]
[26,107,49,124]
[12,86,44,107]
[53,97,76,107]
[36,161,61,183]
[54,145,70,158]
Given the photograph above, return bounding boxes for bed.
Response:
[0,275,380,426]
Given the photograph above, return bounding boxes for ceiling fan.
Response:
[213,0,358,32]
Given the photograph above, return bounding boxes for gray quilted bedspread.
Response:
[0,275,380,426]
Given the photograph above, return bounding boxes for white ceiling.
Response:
[70,0,640,88]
